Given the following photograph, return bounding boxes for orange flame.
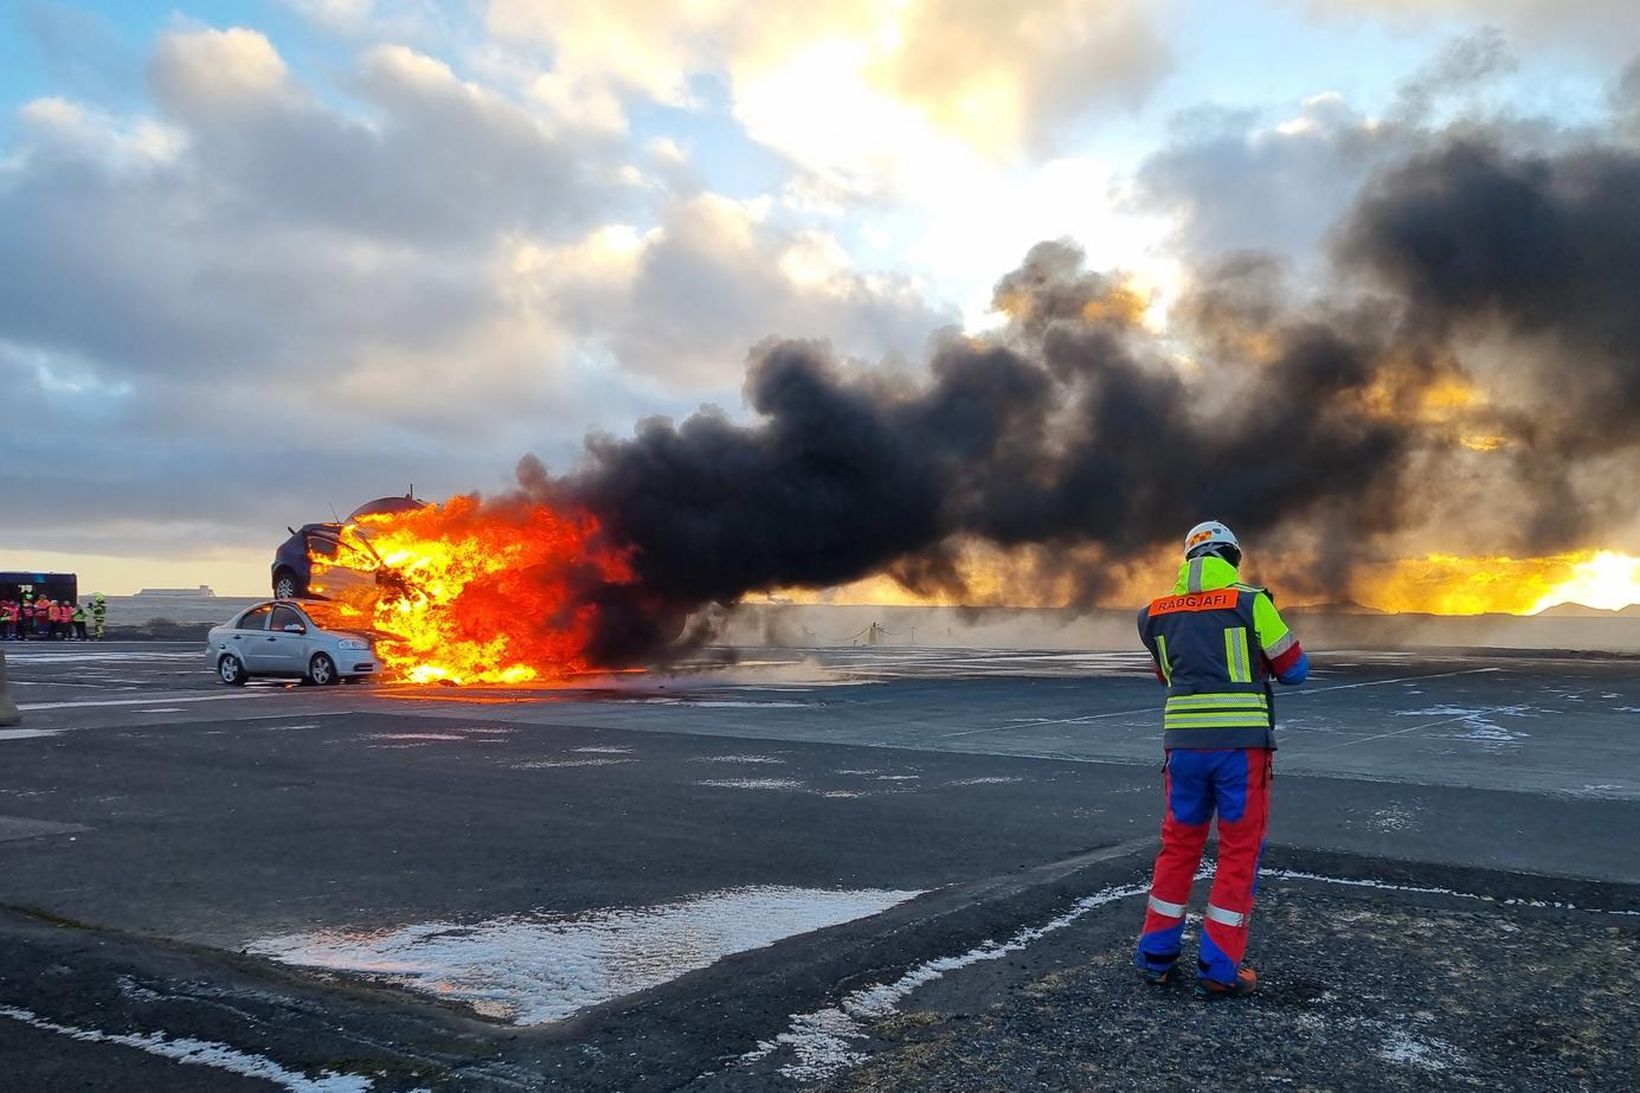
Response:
[1291,551,1640,616]
[311,496,632,684]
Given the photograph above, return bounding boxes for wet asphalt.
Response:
[0,641,1637,1089]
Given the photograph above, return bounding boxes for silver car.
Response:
[207,600,379,686]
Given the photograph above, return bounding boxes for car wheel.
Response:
[273,569,303,600]
[308,652,338,686]
[218,654,248,686]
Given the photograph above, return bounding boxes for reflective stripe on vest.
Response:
[1164,692,1269,730]
[1155,634,1173,684]
[1224,626,1253,683]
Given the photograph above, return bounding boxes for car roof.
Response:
[347,495,425,521]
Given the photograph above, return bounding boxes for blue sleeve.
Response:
[1276,650,1309,686]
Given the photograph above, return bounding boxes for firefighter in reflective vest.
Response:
[91,593,107,640]
[1134,520,1309,997]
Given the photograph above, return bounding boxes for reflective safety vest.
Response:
[1138,556,1298,751]
[72,606,86,623]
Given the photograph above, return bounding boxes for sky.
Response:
[1,0,1637,595]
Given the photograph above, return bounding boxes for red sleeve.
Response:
[1268,641,1305,677]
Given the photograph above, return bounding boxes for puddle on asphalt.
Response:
[249,885,922,1024]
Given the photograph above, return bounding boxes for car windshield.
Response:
[296,602,373,633]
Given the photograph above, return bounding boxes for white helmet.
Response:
[1183,520,1239,559]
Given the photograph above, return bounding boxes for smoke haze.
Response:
[499,127,1640,664]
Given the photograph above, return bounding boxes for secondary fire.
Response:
[310,496,632,684]
[1357,552,1640,616]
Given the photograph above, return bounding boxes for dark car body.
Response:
[270,496,424,600]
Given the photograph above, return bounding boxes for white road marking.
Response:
[1313,713,1481,750]
[1287,667,1504,697]
[0,1004,372,1091]
[0,728,63,741]
[18,693,271,711]
[947,667,1507,738]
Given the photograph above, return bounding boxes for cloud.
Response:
[485,0,1169,193]
[1129,28,1624,270]
[1133,92,1406,266]
[0,25,949,575]
[1300,1,1640,55]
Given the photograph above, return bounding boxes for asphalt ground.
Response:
[0,641,1637,1090]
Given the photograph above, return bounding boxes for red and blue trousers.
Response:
[1135,747,1272,984]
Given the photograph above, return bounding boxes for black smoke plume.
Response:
[519,133,1640,666]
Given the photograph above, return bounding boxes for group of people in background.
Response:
[0,593,105,641]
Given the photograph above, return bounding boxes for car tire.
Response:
[273,568,303,600]
[218,654,248,686]
[308,652,339,686]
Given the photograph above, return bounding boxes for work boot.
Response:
[1197,967,1258,999]
[1135,950,1179,987]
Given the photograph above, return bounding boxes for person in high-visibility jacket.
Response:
[71,602,88,640]
[91,593,107,640]
[1134,520,1309,997]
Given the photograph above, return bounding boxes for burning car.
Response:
[270,495,425,599]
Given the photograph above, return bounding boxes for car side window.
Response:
[270,606,305,632]
[238,605,273,631]
[306,528,341,559]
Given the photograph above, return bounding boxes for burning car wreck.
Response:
[268,491,635,685]
[270,495,426,601]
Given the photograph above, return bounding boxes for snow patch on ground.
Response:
[1369,805,1417,832]
[947,776,1024,786]
[516,758,635,769]
[743,876,1188,1082]
[251,886,920,1025]
[692,754,787,765]
[1267,870,1640,916]
[572,745,633,754]
[0,1004,371,1091]
[1378,1026,1458,1071]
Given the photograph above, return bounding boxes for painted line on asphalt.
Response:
[17,693,274,711]
[948,667,1506,738]
[1313,711,1481,750]
[1286,667,1504,697]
